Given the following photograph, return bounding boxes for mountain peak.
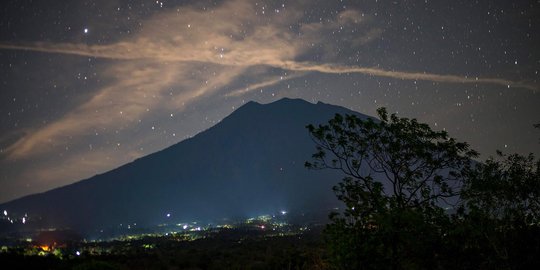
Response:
[238,98,314,109]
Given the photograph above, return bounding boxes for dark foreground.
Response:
[1,227,327,270]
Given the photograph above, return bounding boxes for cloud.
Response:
[277,61,538,90]
[2,0,285,160]
[1,18,535,91]
[226,71,306,97]
[3,38,534,91]
[0,0,299,66]
[6,61,178,158]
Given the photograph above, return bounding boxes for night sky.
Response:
[0,0,539,203]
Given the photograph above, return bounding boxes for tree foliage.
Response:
[463,152,540,224]
[306,108,477,269]
[307,108,540,269]
[453,151,540,269]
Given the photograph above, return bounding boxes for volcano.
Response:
[0,98,372,234]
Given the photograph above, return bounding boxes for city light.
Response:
[0,210,308,260]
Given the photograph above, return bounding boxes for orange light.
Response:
[40,245,50,251]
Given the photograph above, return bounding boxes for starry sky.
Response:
[0,0,539,203]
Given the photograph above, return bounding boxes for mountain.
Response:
[0,98,371,235]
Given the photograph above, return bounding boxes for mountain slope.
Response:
[0,98,371,233]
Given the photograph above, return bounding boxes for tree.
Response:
[305,108,477,269]
[449,122,540,269]
[455,150,540,269]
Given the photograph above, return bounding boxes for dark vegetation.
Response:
[307,108,540,269]
[1,228,327,270]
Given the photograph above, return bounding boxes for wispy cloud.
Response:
[3,39,534,91]
[4,39,534,90]
[278,61,538,90]
[1,3,534,91]
[226,73,305,97]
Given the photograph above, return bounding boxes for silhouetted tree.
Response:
[306,108,477,269]
[454,149,540,269]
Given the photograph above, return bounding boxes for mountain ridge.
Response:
[0,98,372,234]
